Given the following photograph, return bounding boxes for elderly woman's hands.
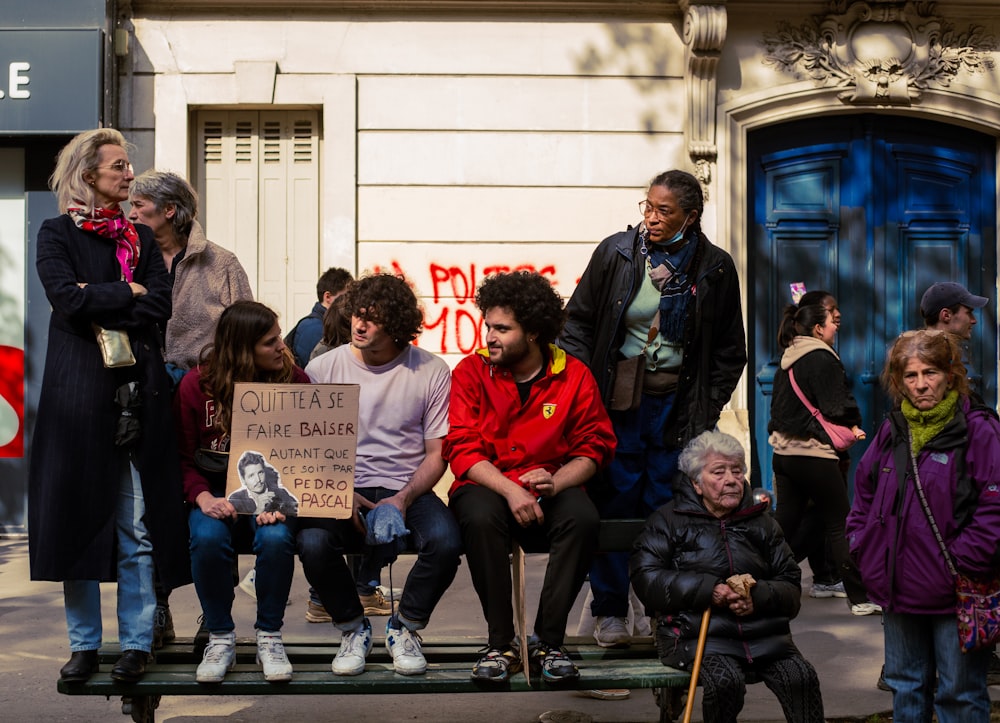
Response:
[712,583,755,616]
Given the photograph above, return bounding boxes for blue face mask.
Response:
[664,217,691,246]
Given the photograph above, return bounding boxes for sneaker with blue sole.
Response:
[529,640,580,686]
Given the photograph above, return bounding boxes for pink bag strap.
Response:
[786,367,823,420]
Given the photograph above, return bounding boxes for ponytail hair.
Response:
[777,303,830,349]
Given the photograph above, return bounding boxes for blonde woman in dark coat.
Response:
[28,129,188,685]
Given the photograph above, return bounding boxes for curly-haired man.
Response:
[443,271,616,686]
[299,273,461,677]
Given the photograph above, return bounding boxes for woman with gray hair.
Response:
[129,170,254,647]
[29,129,189,685]
[129,170,253,376]
[631,430,824,723]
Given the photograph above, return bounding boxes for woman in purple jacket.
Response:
[847,329,1000,723]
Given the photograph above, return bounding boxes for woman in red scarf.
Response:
[28,129,189,686]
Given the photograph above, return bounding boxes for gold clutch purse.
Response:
[93,324,136,368]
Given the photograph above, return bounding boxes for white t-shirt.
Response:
[305,344,451,490]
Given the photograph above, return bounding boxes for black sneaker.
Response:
[529,641,579,686]
[471,646,522,684]
[876,664,891,692]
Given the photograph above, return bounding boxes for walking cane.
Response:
[682,607,711,723]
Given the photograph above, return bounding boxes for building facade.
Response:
[1,0,116,534]
[4,0,996,532]
[121,0,998,485]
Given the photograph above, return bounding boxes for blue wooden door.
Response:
[749,115,996,492]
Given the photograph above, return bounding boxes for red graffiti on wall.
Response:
[370,261,559,355]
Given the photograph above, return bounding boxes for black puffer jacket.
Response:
[630,477,802,669]
[560,225,746,449]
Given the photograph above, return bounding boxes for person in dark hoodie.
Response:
[631,430,824,723]
[767,300,875,615]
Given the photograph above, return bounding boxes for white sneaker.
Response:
[810,581,847,599]
[594,616,631,648]
[239,569,257,600]
[851,602,883,616]
[196,632,236,683]
[256,630,292,682]
[332,618,372,676]
[386,622,427,675]
[633,615,652,638]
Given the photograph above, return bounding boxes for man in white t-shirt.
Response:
[298,274,460,677]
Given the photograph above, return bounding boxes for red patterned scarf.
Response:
[68,206,141,282]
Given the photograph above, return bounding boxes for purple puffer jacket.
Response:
[846,398,1000,614]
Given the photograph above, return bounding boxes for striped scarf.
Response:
[646,232,697,343]
[68,206,141,282]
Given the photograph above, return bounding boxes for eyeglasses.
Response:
[97,160,134,175]
[638,200,670,221]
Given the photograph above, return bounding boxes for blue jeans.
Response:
[64,460,155,653]
[297,488,461,629]
[188,508,296,633]
[883,611,992,723]
[590,391,679,618]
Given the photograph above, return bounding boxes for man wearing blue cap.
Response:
[920,281,989,339]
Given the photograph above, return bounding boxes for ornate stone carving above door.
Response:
[762,1,995,105]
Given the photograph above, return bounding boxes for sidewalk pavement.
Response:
[0,535,987,722]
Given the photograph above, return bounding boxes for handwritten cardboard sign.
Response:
[227,382,359,518]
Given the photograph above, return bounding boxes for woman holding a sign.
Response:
[175,300,308,683]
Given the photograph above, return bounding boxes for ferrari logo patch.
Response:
[542,404,556,419]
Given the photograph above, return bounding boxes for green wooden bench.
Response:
[56,520,691,722]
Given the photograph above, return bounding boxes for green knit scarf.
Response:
[901,389,959,454]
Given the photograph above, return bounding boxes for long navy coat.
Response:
[28,214,190,590]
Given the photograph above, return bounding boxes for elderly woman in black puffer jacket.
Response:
[630,430,824,723]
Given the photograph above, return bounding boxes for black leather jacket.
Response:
[630,478,802,669]
[560,225,747,449]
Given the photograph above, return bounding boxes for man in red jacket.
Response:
[444,271,616,687]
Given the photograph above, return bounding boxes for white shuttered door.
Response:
[197,110,320,329]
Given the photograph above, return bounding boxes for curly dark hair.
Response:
[475,271,565,347]
[344,273,423,347]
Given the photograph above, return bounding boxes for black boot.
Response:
[153,602,175,650]
[60,650,99,683]
[110,650,149,683]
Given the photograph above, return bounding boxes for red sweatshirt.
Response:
[444,345,616,495]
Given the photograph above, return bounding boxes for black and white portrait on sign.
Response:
[228,450,299,516]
